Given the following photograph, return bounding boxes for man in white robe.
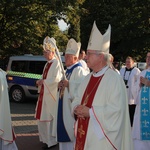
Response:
[132,52,150,150]
[35,37,62,149]
[73,21,134,150]
[56,39,88,150]
[0,68,18,150]
[120,56,141,126]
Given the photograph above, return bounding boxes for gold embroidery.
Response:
[78,125,85,138]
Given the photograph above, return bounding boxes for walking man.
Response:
[35,36,62,149]
[73,21,134,150]
[120,56,141,126]
[57,38,88,150]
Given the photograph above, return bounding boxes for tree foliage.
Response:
[80,0,150,61]
[0,0,68,59]
[0,0,149,64]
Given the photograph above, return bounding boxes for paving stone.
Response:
[10,100,59,150]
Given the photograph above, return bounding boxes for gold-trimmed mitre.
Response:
[43,36,56,52]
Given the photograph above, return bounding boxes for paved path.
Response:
[10,100,59,150]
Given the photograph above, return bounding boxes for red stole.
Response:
[35,62,52,120]
[75,75,103,150]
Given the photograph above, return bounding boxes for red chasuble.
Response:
[35,62,52,120]
[75,75,103,150]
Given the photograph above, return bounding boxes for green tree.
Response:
[0,0,68,59]
[80,0,150,61]
[54,0,85,42]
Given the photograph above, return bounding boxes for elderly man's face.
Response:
[65,54,77,67]
[43,49,54,61]
[85,50,102,69]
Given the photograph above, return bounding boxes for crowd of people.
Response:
[0,21,150,150]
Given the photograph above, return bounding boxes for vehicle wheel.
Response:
[10,86,25,102]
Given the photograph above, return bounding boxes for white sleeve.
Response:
[89,108,105,140]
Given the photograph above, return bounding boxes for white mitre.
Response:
[43,36,56,52]
[87,21,111,54]
[65,38,81,57]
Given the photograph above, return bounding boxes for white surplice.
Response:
[35,58,62,147]
[56,63,88,150]
[120,67,141,104]
[0,69,18,150]
[73,66,134,150]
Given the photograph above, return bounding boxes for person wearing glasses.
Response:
[72,21,133,150]
[132,52,150,150]
[120,56,141,126]
[35,36,62,149]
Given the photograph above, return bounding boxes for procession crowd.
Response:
[1,21,150,150]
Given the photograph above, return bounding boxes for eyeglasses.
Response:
[86,52,101,56]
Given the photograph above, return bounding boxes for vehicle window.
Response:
[11,61,27,72]
[28,61,46,74]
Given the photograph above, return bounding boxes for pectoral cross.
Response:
[142,120,149,128]
[142,108,149,116]
[78,125,85,138]
[142,97,148,104]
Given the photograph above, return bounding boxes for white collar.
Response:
[67,62,78,69]
[92,66,109,77]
